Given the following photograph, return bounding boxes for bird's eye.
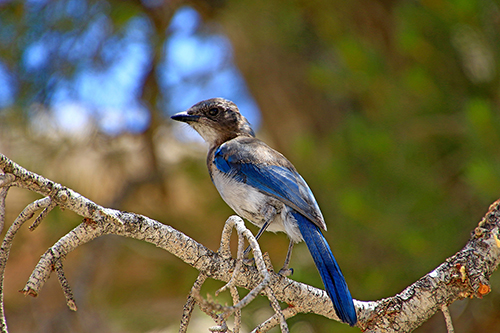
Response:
[208,107,219,116]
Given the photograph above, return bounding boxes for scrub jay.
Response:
[171,98,357,326]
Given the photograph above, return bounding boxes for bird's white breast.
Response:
[212,169,271,225]
[211,168,303,242]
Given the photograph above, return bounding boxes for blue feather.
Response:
[214,144,324,229]
[292,211,357,326]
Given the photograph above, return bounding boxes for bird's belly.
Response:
[212,170,286,233]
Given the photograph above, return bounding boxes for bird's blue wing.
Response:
[214,140,325,229]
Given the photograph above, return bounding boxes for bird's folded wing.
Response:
[214,140,326,230]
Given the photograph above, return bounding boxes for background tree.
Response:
[0,0,499,332]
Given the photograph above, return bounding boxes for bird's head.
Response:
[171,98,255,146]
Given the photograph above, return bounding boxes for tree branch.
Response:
[1,153,499,332]
[441,304,455,333]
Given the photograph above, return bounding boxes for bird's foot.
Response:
[278,267,294,277]
[242,257,255,266]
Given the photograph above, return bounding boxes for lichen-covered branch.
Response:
[0,196,51,333]
[357,199,500,332]
[1,153,500,333]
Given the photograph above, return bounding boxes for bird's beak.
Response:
[171,111,200,123]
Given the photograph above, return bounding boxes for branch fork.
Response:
[181,216,288,333]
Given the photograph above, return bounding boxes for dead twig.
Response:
[0,197,51,332]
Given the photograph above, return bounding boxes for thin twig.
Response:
[0,197,51,333]
[195,292,229,332]
[216,228,245,332]
[251,307,299,333]
[218,214,236,259]
[29,197,57,231]
[224,216,270,311]
[229,232,245,333]
[441,304,455,333]
[0,187,9,234]
[229,286,241,333]
[54,260,77,311]
[216,225,245,297]
[0,173,15,235]
[180,273,208,333]
[265,286,288,333]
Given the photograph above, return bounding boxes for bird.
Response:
[171,98,357,326]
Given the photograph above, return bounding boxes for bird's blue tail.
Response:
[293,211,357,326]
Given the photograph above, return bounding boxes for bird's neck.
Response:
[211,132,252,149]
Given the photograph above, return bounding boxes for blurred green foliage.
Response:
[1,0,500,332]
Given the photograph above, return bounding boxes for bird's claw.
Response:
[242,257,255,266]
[278,267,294,277]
